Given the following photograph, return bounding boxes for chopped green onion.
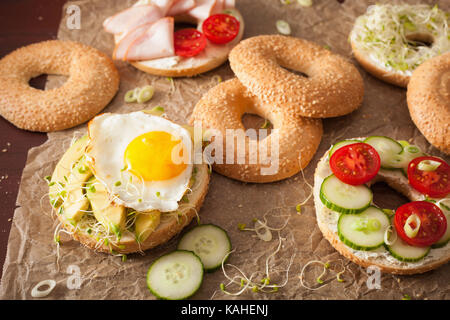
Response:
[297,0,312,7]
[280,0,292,4]
[296,204,302,213]
[220,283,226,291]
[402,294,412,300]
[115,181,122,187]
[404,214,421,238]
[418,159,441,172]
[48,181,55,187]
[237,223,246,230]
[156,191,161,197]
[137,85,155,103]
[44,175,51,182]
[89,185,96,193]
[125,90,137,103]
[276,20,291,35]
[121,254,127,262]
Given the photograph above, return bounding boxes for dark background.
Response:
[0,0,67,279]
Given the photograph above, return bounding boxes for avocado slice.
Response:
[85,177,126,238]
[135,210,161,243]
[49,135,89,207]
[62,157,93,223]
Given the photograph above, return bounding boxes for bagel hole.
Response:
[241,113,273,140]
[29,74,68,90]
[371,182,410,211]
[405,33,434,49]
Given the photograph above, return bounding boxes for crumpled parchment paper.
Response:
[0,0,449,300]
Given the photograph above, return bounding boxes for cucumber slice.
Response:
[320,175,372,214]
[432,213,450,248]
[329,139,361,157]
[364,136,403,169]
[338,207,390,251]
[177,224,231,272]
[146,250,204,300]
[385,238,430,262]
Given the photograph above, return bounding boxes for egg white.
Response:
[86,111,193,212]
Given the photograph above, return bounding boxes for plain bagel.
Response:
[0,40,119,132]
[407,52,450,155]
[229,35,364,118]
[190,78,323,183]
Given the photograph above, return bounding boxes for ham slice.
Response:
[113,23,153,60]
[151,0,175,15]
[125,17,175,61]
[224,0,235,8]
[167,0,196,16]
[188,0,217,21]
[103,5,163,35]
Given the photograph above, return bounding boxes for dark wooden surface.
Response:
[0,0,67,279]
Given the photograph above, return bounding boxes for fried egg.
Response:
[86,111,193,212]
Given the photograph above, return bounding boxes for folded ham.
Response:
[103,5,163,35]
[152,0,176,15]
[125,17,175,61]
[167,0,196,16]
[113,23,153,60]
[188,0,218,21]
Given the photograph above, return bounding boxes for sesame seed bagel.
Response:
[190,78,323,183]
[407,52,450,155]
[313,139,450,275]
[228,35,364,118]
[0,40,119,132]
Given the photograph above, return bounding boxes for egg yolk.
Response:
[124,131,188,181]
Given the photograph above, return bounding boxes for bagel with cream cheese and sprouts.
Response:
[103,0,244,77]
[313,136,450,275]
[350,4,449,88]
[48,108,209,255]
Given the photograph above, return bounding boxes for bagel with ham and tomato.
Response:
[313,136,450,275]
[103,0,244,77]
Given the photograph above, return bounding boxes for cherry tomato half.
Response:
[174,29,207,57]
[329,143,381,186]
[394,201,447,247]
[202,13,240,44]
[407,156,450,198]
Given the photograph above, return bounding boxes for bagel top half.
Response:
[49,110,210,255]
[313,138,450,275]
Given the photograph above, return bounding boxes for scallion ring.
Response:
[276,20,291,35]
[403,214,421,238]
[297,0,313,7]
[418,159,441,172]
[31,279,56,298]
[124,89,137,103]
[137,85,155,103]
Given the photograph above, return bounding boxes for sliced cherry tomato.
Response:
[394,201,447,247]
[407,156,450,198]
[174,29,207,57]
[202,13,240,44]
[329,143,381,186]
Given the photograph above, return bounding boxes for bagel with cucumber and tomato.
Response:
[48,108,210,255]
[103,0,244,77]
[313,136,450,274]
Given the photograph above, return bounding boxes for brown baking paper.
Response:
[1,0,449,300]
